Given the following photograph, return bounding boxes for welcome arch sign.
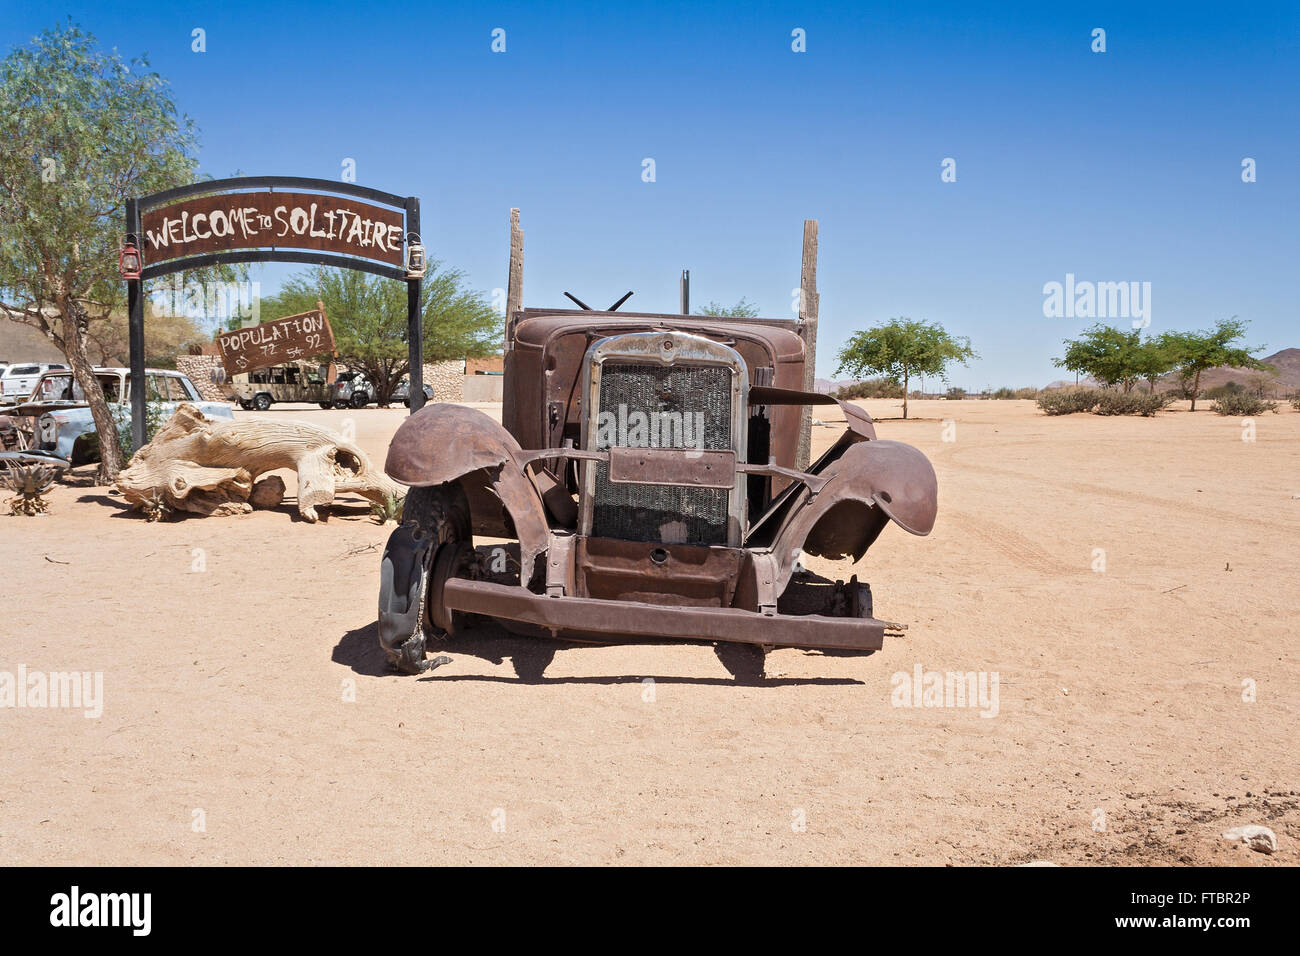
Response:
[122,176,427,448]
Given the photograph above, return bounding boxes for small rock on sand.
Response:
[1221,825,1277,854]
[249,475,286,509]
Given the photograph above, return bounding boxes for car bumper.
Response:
[441,578,886,651]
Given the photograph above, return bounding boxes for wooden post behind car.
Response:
[796,219,819,470]
[506,208,524,344]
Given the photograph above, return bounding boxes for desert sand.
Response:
[1,398,1296,865]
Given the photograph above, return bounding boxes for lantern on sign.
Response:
[405,233,427,280]
[119,239,142,280]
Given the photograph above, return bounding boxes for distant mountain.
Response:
[0,318,66,365]
[1161,348,1300,392]
[814,378,857,394]
[1042,377,1100,390]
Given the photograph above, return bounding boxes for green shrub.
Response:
[1205,381,1245,401]
[834,378,904,400]
[115,401,168,462]
[1290,394,1300,411]
[370,491,406,525]
[946,387,967,400]
[1211,392,1278,416]
[1094,390,1172,416]
[992,386,1039,400]
[1036,388,1100,415]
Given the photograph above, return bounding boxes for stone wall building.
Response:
[423,360,464,402]
[466,355,504,376]
[176,354,229,402]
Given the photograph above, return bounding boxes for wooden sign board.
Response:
[141,191,405,267]
[216,309,335,376]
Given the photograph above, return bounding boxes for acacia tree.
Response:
[0,23,207,481]
[700,298,759,318]
[1054,324,1146,392]
[1129,335,1177,395]
[84,304,206,367]
[1160,318,1269,411]
[835,317,976,419]
[261,262,501,404]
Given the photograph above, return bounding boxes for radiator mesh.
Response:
[592,362,732,545]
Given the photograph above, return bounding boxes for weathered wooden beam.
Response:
[796,219,820,470]
[506,208,524,345]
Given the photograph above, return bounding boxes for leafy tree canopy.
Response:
[1160,317,1269,410]
[834,317,976,418]
[700,298,759,318]
[259,263,501,403]
[1053,324,1149,392]
[0,21,239,478]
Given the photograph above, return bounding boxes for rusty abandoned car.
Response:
[378,305,937,673]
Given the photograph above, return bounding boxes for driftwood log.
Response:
[116,403,403,521]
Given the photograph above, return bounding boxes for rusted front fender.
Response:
[769,439,937,593]
[384,404,549,586]
[386,403,518,486]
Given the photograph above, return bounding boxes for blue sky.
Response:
[5,1,1297,386]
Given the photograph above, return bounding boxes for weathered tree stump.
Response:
[116,403,403,521]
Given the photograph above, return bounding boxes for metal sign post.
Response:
[404,197,424,413]
[125,197,147,450]
[123,176,426,448]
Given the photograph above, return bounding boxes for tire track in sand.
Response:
[943,511,1080,577]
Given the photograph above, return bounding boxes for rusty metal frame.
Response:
[441,577,885,651]
[577,331,749,546]
[380,305,939,663]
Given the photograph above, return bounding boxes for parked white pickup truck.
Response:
[14,367,233,465]
[1,362,68,402]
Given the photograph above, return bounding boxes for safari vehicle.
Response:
[227,362,329,410]
[377,287,939,674]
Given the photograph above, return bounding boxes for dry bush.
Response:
[1094,390,1173,416]
[834,378,904,399]
[1211,392,1278,416]
[1036,388,1101,415]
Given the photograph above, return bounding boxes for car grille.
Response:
[592,362,732,545]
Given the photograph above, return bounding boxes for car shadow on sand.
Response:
[333,619,868,687]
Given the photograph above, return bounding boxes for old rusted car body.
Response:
[377,307,937,673]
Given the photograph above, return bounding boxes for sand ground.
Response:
[1,398,1296,865]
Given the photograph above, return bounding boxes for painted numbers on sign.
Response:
[216,309,335,376]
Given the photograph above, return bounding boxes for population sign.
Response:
[215,309,335,377]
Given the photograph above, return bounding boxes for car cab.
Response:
[23,367,233,465]
[1,362,68,402]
